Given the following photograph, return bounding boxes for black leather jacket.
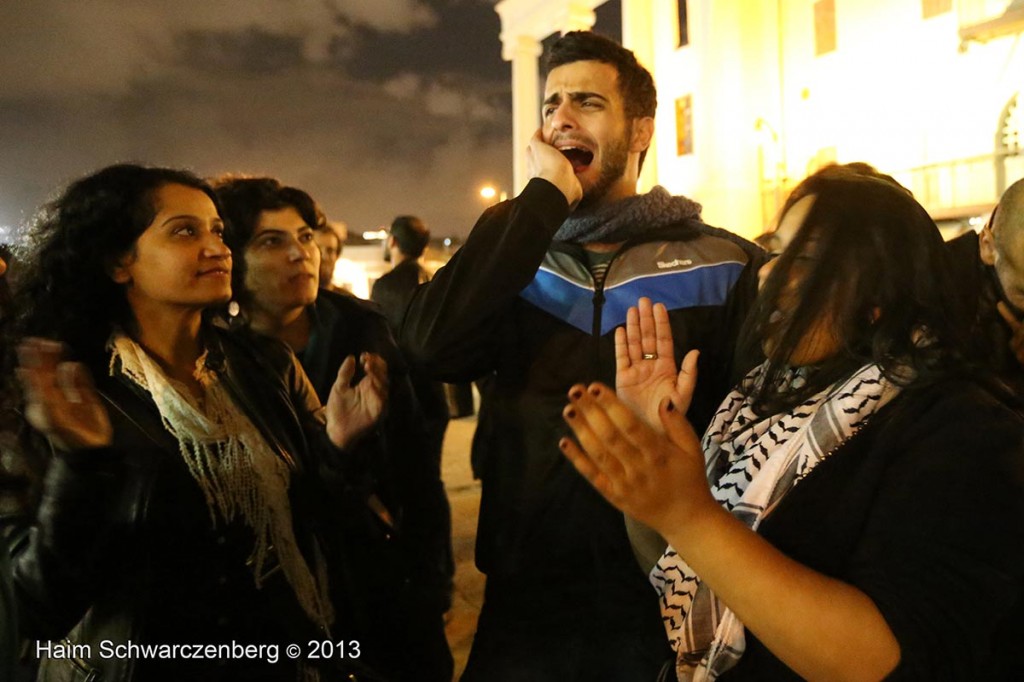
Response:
[9,327,391,681]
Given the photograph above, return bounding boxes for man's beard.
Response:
[576,126,631,212]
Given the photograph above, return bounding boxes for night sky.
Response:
[0,0,513,241]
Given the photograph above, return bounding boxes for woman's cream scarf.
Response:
[109,333,334,631]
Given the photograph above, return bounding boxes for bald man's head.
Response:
[994,179,1024,249]
[984,178,1024,314]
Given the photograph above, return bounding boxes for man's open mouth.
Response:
[559,146,594,173]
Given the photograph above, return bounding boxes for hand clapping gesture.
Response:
[615,297,698,430]
[16,338,113,452]
[325,352,388,450]
[558,298,712,535]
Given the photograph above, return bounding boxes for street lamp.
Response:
[479,185,508,203]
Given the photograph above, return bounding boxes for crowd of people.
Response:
[0,28,1022,682]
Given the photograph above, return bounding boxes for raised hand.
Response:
[559,382,711,537]
[615,297,699,431]
[16,338,112,452]
[997,301,1024,367]
[526,128,582,208]
[325,352,388,450]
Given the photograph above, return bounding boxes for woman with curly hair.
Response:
[560,175,1024,680]
[0,251,18,682]
[5,164,389,681]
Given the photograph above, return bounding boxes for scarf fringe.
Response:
[109,334,334,630]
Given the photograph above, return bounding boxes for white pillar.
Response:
[502,34,543,194]
[558,3,597,33]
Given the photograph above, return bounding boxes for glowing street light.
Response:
[479,185,508,203]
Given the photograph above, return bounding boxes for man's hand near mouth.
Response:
[527,127,583,209]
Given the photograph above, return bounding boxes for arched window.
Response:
[996,92,1023,194]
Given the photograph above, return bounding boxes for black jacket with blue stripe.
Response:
[403,178,766,611]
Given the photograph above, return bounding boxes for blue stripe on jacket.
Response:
[520,261,745,335]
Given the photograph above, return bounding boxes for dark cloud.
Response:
[347,0,506,82]
[174,28,308,74]
[0,0,511,239]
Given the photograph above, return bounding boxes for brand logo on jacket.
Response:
[656,258,693,269]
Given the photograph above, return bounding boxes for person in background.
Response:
[372,215,476,420]
[371,216,432,331]
[371,215,455,604]
[314,220,347,294]
[214,176,453,681]
[3,164,390,681]
[947,177,1024,394]
[561,174,1024,680]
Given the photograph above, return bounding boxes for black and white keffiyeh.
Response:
[650,362,901,681]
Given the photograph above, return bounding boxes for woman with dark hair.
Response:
[559,176,1024,680]
[213,176,453,682]
[0,252,19,682]
[5,164,389,681]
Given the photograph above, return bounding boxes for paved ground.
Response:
[439,415,484,679]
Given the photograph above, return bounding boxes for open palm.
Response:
[17,338,112,452]
[615,297,698,431]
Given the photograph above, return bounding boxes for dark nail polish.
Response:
[589,386,601,397]
[565,408,576,419]
[569,388,583,400]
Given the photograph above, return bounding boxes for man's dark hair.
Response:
[546,31,657,169]
[390,215,430,259]
[547,31,656,120]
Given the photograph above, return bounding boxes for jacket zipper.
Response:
[591,286,606,372]
[62,638,101,681]
[589,245,627,374]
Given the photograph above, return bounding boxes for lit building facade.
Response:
[496,0,1024,237]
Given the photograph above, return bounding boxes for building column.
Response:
[502,34,543,194]
[557,2,597,33]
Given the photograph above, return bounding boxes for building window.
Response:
[814,0,836,56]
[676,95,693,156]
[678,0,689,47]
[594,0,623,43]
[921,0,952,19]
